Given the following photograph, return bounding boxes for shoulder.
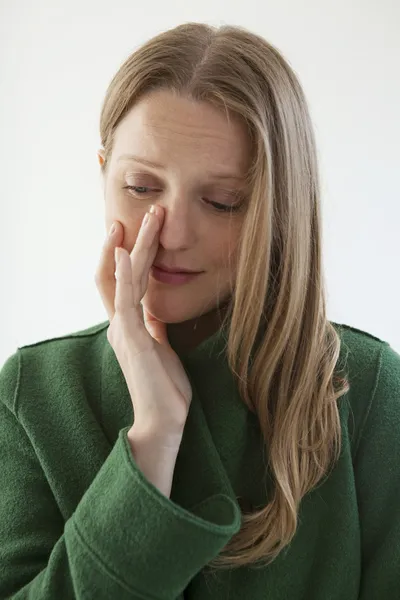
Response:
[331,320,389,356]
[0,321,110,415]
[16,320,109,369]
[330,320,400,456]
[18,320,109,351]
[330,320,395,378]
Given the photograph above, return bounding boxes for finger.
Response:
[142,305,169,346]
[95,221,123,321]
[130,206,162,304]
[114,246,136,313]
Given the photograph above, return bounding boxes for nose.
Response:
[157,197,196,251]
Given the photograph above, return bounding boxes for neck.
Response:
[167,302,230,354]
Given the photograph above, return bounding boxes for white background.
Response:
[1,0,399,365]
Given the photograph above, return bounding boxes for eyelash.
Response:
[123,185,242,213]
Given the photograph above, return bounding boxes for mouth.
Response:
[153,262,202,274]
[150,264,203,285]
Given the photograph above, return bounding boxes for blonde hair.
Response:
[99,22,350,569]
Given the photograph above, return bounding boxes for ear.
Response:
[97,149,105,166]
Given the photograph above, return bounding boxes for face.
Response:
[98,89,252,324]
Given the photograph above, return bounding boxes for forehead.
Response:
[111,90,252,174]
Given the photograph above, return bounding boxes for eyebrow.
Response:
[117,154,245,181]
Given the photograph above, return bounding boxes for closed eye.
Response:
[207,200,242,213]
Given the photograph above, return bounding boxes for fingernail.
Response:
[109,223,116,237]
[149,204,156,214]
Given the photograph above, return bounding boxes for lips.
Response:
[153,263,202,274]
[150,265,202,285]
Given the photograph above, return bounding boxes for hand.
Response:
[95,205,193,444]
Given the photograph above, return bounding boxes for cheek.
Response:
[105,208,146,253]
[203,244,238,286]
[209,224,241,269]
[105,188,147,251]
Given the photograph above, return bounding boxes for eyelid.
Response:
[125,172,243,194]
[209,200,243,213]
[125,173,160,186]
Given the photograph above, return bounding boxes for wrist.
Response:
[127,423,184,453]
[126,425,182,498]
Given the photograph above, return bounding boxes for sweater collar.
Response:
[167,320,229,363]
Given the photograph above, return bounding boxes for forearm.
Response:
[127,425,183,498]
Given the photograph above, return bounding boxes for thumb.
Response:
[142,305,169,346]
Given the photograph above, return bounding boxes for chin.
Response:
[142,275,233,324]
[143,300,205,324]
[142,289,217,324]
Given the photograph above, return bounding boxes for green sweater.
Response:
[0,319,400,599]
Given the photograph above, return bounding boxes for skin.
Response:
[97,89,252,352]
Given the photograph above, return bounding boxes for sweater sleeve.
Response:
[353,342,400,599]
[0,351,241,600]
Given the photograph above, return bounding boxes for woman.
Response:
[0,22,399,600]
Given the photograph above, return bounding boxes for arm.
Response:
[353,342,400,599]
[127,425,183,499]
[0,351,241,600]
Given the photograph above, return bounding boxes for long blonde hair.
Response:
[99,22,350,569]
